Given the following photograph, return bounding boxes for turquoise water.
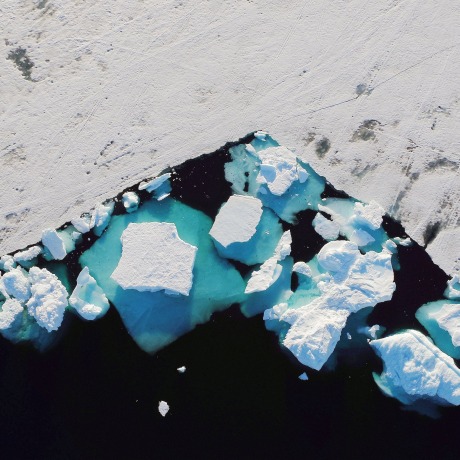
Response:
[80,197,246,353]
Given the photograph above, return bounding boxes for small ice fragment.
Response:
[297,165,309,183]
[71,214,92,234]
[41,229,67,260]
[312,213,340,241]
[139,173,171,193]
[26,267,69,332]
[122,192,140,213]
[158,401,169,417]
[298,372,309,381]
[254,130,267,141]
[177,366,186,373]
[292,262,312,277]
[347,333,352,340]
[111,222,197,296]
[358,324,384,339]
[90,202,114,236]
[393,237,412,247]
[0,255,16,271]
[13,246,42,264]
[445,275,460,300]
[210,195,263,248]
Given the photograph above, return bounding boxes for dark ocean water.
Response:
[1,136,459,460]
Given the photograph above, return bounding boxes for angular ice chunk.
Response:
[90,202,114,236]
[0,298,24,330]
[254,130,268,141]
[1,267,31,302]
[69,267,110,320]
[71,214,92,234]
[256,146,300,196]
[292,261,312,278]
[370,330,460,406]
[158,401,169,417]
[26,267,68,332]
[139,173,171,200]
[41,229,67,260]
[416,300,460,358]
[351,200,385,231]
[445,275,460,300]
[210,195,263,248]
[13,246,42,264]
[122,192,140,213]
[298,372,309,381]
[112,222,197,296]
[312,213,340,241]
[177,366,186,373]
[245,231,291,294]
[349,228,375,247]
[0,255,16,271]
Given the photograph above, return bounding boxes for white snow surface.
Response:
[111,222,197,296]
[26,267,69,332]
[312,213,340,241]
[270,240,395,369]
[210,195,263,248]
[41,229,67,260]
[158,401,169,417]
[371,330,460,406]
[245,231,291,294]
[1,1,459,277]
[69,267,110,320]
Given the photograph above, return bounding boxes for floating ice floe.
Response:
[42,228,67,260]
[0,255,16,271]
[0,298,24,330]
[122,192,140,213]
[298,372,309,381]
[69,267,110,320]
[416,300,460,359]
[177,366,186,373]
[112,222,197,296]
[371,330,460,406]
[1,267,31,302]
[26,267,69,332]
[158,401,169,417]
[210,195,263,248]
[312,213,340,241]
[139,173,171,200]
[71,214,92,234]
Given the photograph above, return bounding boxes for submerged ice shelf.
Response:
[0,132,459,413]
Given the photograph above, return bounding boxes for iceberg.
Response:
[416,300,460,359]
[111,222,197,296]
[312,213,339,241]
[41,228,67,260]
[69,267,110,320]
[371,330,460,406]
[158,401,169,417]
[266,240,395,369]
[26,267,68,332]
[122,192,140,213]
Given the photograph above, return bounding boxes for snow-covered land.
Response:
[1,1,459,277]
